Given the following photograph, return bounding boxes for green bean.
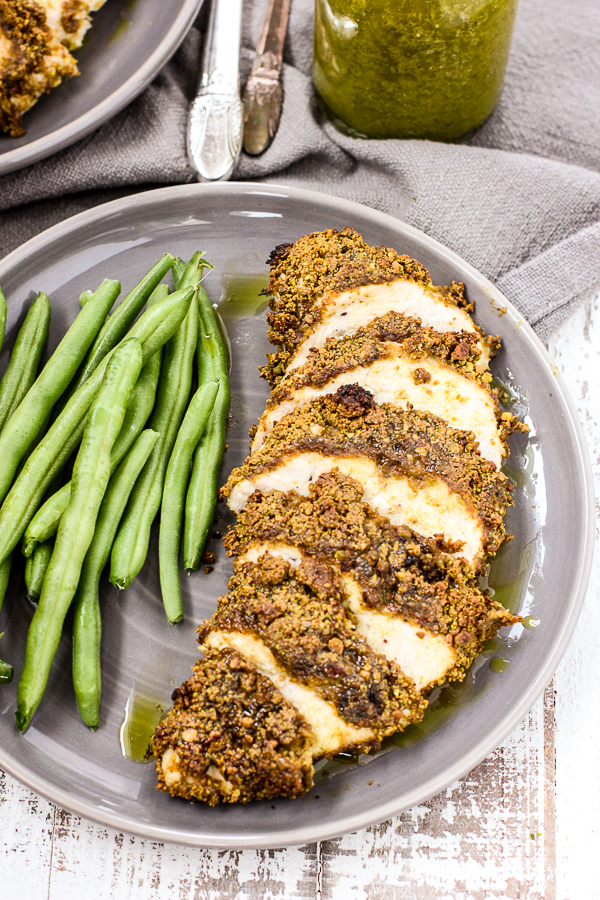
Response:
[22,288,167,555]
[110,258,204,589]
[125,286,193,362]
[0,287,7,352]
[183,286,231,569]
[0,286,193,567]
[0,662,12,683]
[0,567,11,682]
[107,281,166,465]
[79,290,94,308]
[66,255,174,399]
[147,283,169,307]
[0,279,120,506]
[73,428,159,727]
[16,338,144,731]
[0,422,88,564]
[24,539,53,602]
[22,344,163,556]
[173,253,213,291]
[0,638,12,684]
[109,348,162,468]
[159,382,218,623]
[0,553,11,615]
[0,292,51,435]
[172,257,187,290]
[22,486,68,555]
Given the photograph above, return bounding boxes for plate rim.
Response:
[0,181,595,849]
[0,0,204,177]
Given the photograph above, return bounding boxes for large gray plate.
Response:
[0,0,203,175]
[0,183,594,848]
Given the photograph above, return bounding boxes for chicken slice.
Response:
[225,389,512,567]
[287,280,490,373]
[152,647,315,805]
[0,0,106,136]
[198,555,426,756]
[254,316,509,466]
[262,227,497,384]
[255,356,504,466]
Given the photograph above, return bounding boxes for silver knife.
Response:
[242,0,291,156]
[187,0,244,182]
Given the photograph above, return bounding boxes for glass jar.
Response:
[313,0,519,141]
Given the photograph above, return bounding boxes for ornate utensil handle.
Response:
[242,0,291,156]
[188,0,244,182]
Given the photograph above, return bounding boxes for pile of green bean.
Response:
[0,253,230,730]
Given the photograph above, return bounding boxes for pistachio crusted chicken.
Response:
[225,472,515,693]
[227,388,510,567]
[261,228,498,383]
[153,228,521,805]
[252,312,516,468]
[0,0,106,137]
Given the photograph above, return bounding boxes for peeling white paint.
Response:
[548,292,600,900]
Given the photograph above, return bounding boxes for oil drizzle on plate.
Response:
[218,274,269,321]
[316,678,487,783]
[110,1,138,44]
[490,657,511,674]
[119,650,174,764]
[119,688,166,764]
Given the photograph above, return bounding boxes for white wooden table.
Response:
[1,293,598,900]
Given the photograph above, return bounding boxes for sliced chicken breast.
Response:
[239,541,457,692]
[262,227,496,384]
[225,389,512,567]
[157,228,521,807]
[255,350,505,466]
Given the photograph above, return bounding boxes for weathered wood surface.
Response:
[1,293,599,899]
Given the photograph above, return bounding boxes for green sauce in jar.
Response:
[313,0,518,141]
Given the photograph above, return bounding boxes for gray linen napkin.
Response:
[1,0,599,342]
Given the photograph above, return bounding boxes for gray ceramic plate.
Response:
[0,183,594,849]
[0,0,203,176]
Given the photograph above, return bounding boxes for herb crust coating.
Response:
[262,227,471,384]
[152,647,314,805]
[199,554,426,739]
[224,387,513,562]
[225,471,519,679]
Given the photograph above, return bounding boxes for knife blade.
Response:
[242,0,291,156]
[187,0,244,182]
